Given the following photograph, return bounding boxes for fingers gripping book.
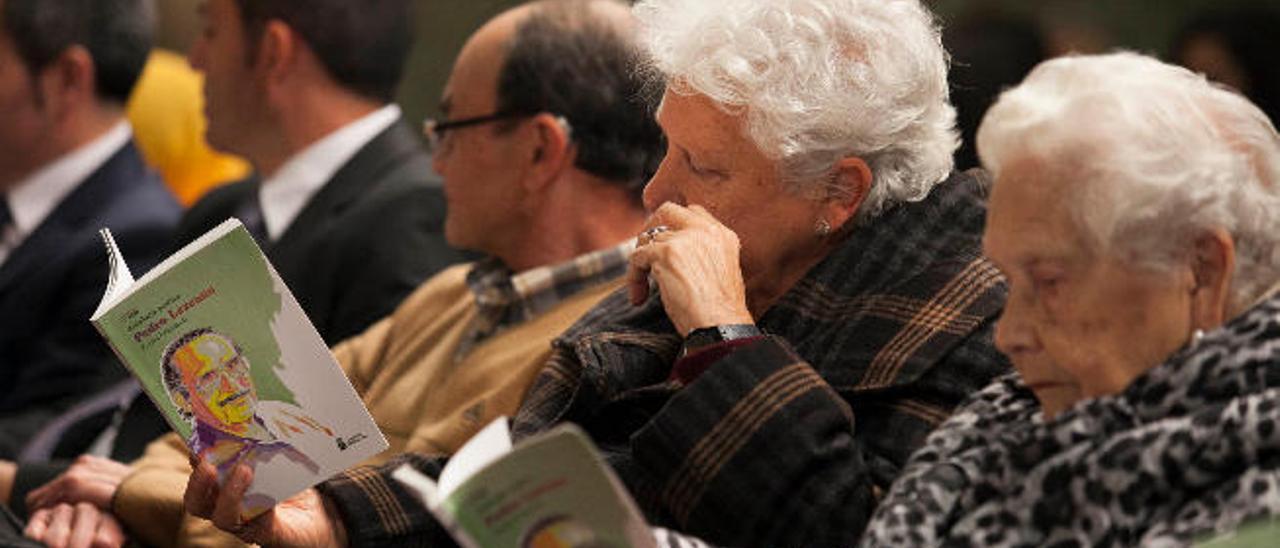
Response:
[91,219,387,519]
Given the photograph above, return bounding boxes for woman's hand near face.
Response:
[629,203,754,336]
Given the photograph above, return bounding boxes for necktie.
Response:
[234,198,269,244]
[0,197,12,231]
[0,197,14,261]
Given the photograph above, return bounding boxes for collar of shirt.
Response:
[258,104,401,241]
[457,240,637,361]
[0,121,132,264]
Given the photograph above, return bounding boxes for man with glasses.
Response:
[54,0,662,546]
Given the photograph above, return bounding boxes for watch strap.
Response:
[682,324,762,355]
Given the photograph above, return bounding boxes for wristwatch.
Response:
[682,324,763,356]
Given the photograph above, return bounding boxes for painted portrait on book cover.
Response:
[161,327,332,511]
[94,223,388,518]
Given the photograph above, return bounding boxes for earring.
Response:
[1191,328,1206,346]
[815,219,832,238]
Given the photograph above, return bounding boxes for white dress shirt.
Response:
[0,121,133,266]
[258,105,401,241]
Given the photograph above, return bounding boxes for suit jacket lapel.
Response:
[0,142,146,295]
[271,119,423,264]
[226,175,267,246]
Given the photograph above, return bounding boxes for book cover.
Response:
[91,219,387,518]
[394,418,656,548]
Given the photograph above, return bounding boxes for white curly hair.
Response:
[633,0,958,224]
[979,52,1280,313]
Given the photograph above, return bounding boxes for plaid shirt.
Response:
[454,242,634,361]
[318,170,1011,548]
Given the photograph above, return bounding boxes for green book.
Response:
[394,418,656,548]
[1196,518,1280,547]
[91,219,388,519]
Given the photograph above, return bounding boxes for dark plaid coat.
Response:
[318,170,1011,547]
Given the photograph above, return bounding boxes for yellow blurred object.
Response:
[126,50,252,206]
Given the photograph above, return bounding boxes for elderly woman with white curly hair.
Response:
[184,0,1009,546]
[863,51,1280,546]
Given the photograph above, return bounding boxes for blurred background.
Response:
[155,0,1280,171]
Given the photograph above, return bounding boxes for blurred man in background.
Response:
[0,0,180,543]
[176,0,468,344]
[0,0,179,459]
[7,0,470,544]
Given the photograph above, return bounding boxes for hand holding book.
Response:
[183,417,660,548]
[184,460,347,547]
[92,219,387,520]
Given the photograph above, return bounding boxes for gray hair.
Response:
[633,0,958,223]
[978,52,1280,312]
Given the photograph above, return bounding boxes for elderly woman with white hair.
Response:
[863,51,1280,546]
[184,0,1009,546]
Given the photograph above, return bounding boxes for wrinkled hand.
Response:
[184,459,347,547]
[24,502,126,548]
[629,203,754,336]
[27,456,132,511]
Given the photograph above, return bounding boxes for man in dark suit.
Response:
[0,0,180,540]
[177,0,469,345]
[3,0,468,541]
[0,0,180,457]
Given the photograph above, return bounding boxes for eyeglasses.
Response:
[422,110,535,153]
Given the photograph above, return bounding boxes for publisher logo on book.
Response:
[337,432,369,451]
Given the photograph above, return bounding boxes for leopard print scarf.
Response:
[863,295,1280,547]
